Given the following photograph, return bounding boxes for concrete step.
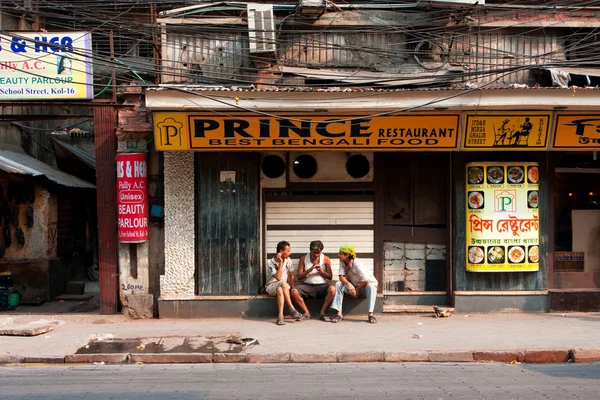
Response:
[382,304,435,313]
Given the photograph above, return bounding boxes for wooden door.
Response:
[196,152,259,295]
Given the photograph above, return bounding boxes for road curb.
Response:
[3,349,598,365]
[570,348,600,363]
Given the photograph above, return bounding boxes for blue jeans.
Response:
[331,281,377,313]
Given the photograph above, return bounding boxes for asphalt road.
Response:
[0,362,599,400]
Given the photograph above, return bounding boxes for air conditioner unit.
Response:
[289,152,374,183]
[261,152,286,188]
[247,3,276,54]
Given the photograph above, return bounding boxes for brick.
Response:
[405,243,426,250]
[405,249,426,260]
[383,242,402,251]
[570,348,600,363]
[246,353,291,363]
[338,352,385,363]
[429,351,474,362]
[405,259,425,270]
[521,350,570,363]
[384,352,429,362]
[384,260,405,271]
[65,354,128,364]
[24,357,65,364]
[404,270,424,281]
[129,353,212,364]
[404,280,426,291]
[384,250,404,260]
[0,355,24,364]
[213,353,248,363]
[290,353,337,363]
[473,351,521,363]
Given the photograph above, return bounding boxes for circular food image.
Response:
[487,166,504,184]
[468,246,485,264]
[528,190,539,208]
[528,245,540,263]
[488,246,505,263]
[468,166,484,184]
[508,246,525,264]
[468,191,484,209]
[527,166,539,184]
[507,166,524,184]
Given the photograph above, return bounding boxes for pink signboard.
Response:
[117,153,148,243]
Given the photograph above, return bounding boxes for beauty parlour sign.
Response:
[153,113,460,151]
[117,153,148,243]
[0,32,93,100]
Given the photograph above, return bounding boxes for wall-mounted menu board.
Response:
[466,162,540,272]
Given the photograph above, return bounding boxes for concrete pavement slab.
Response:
[0,312,599,364]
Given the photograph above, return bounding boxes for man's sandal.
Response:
[319,314,331,322]
[291,310,304,321]
[368,315,378,324]
[330,315,342,323]
[276,318,285,325]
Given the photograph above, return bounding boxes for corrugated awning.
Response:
[0,149,95,189]
[533,67,600,88]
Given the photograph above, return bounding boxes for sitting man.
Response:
[330,244,378,324]
[265,240,304,325]
[291,240,336,321]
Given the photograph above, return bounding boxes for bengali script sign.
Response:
[0,32,93,100]
[466,162,540,272]
[553,114,600,150]
[153,113,460,151]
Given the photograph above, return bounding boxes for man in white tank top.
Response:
[291,240,336,320]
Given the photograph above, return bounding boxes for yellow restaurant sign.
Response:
[553,114,600,149]
[463,113,551,150]
[153,113,460,151]
[466,162,540,272]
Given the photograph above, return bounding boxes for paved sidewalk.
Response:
[1,312,600,364]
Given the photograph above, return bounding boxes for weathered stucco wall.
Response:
[161,152,195,298]
[0,183,55,260]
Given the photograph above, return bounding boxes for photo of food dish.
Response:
[488,246,505,263]
[487,166,504,184]
[527,166,539,184]
[468,166,484,184]
[528,190,539,208]
[508,246,525,263]
[468,191,484,209]
[468,246,485,264]
[507,166,524,184]
[528,245,540,263]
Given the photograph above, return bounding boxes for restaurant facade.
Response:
[145,86,600,316]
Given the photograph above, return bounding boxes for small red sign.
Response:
[116,153,148,243]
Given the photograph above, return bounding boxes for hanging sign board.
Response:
[0,32,93,100]
[153,113,461,151]
[552,114,600,149]
[117,153,148,243]
[466,162,540,272]
[463,113,551,150]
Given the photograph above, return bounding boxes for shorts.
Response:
[294,283,330,298]
[265,280,289,296]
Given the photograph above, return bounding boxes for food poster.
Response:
[466,162,540,272]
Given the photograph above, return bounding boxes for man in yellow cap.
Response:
[329,244,378,323]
